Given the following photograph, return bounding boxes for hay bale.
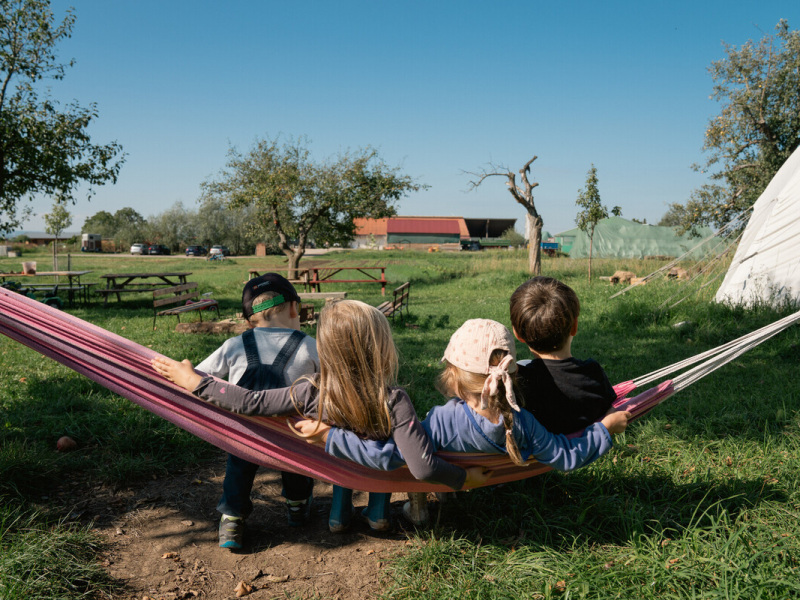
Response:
[610,270,637,284]
[667,267,689,280]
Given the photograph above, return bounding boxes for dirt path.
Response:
[85,458,416,599]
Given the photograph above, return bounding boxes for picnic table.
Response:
[247,265,322,291]
[0,270,93,306]
[308,266,387,295]
[98,272,192,305]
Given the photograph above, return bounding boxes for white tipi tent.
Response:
[715,146,800,307]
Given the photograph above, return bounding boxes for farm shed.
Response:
[386,218,461,245]
[352,216,470,249]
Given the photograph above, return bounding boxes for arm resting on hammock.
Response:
[384,388,466,490]
[326,402,614,472]
[193,376,316,416]
[193,377,467,490]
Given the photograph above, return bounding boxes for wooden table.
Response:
[98,272,192,305]
[247,265,322,291]
[308,266,387,295]
[0,270,93,306]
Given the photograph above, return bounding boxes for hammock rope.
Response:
[0,287,794,491]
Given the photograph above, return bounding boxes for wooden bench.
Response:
[376,282,410,321]
[22,283,97,305]
[153,282,220,330]
[97,285,176,304]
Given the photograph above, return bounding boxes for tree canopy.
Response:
[668,20,800,234]
[0,0,125,235]
[203,136,422,275]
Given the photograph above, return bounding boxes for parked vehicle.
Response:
[209,245,231,257]
[130,243,147,255]
[185,245,207,257]
[147,244,171,255]
[81,233,102,252]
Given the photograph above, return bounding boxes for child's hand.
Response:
[151,356,202,391]
[462,466,492,489]
[292,418,331,443]
[601,408,631,434]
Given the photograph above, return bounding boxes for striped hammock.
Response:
[1,287,797,492]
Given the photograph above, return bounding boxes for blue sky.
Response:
[22,0,800,236]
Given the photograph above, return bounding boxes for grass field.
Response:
[1,248,799,599]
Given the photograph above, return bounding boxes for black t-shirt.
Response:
[516,357,616,434]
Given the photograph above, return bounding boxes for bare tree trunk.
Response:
[588,234,594,282]
[526,213,542,275]
[467,155,543,275]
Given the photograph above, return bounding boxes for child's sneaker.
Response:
[218,515,244,549]
[286,495,313,527]
[402,492,429,526]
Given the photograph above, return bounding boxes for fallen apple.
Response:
[57,436,77,452]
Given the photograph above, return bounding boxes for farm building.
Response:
[352,216,516,250]
[553,217,712,259]
[7,231,78,246]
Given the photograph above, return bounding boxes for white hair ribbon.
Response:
[480,354,520,412]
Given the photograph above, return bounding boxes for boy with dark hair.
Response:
[510,276,616,434]
[196,273,319,549]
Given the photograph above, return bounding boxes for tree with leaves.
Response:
[43,198,71,270]
[467,156,543,274]
[203,136,421,277]
[667,20,800,234]
[501,226,526,248]
[0,0,125,235]
[576,165,620,282]
[195,196,267,255]
[82,207,145,251]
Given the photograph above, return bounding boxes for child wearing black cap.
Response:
[196,273,319,550]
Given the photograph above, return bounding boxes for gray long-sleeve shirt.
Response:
[192,376,467,490]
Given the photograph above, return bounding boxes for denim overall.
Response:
[216,329,313,517]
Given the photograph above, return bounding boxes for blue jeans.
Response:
[217,454,314,518]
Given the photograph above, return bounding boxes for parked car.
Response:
[185,245,207,257]
[147,244,171,255]
[209,245,231,257]
[130,243,147,255]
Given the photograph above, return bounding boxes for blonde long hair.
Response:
[307,300,397,440]
[437,349,525,465]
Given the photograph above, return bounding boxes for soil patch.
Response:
[77,458,417,599]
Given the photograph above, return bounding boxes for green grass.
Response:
[1,249,799,599]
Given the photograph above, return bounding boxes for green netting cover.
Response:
[554,217,713,259]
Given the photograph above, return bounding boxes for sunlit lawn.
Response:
[1,248,799,599]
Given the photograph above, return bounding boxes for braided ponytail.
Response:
[499,399,525,465]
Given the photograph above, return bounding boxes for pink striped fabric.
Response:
[0,287,673,492]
